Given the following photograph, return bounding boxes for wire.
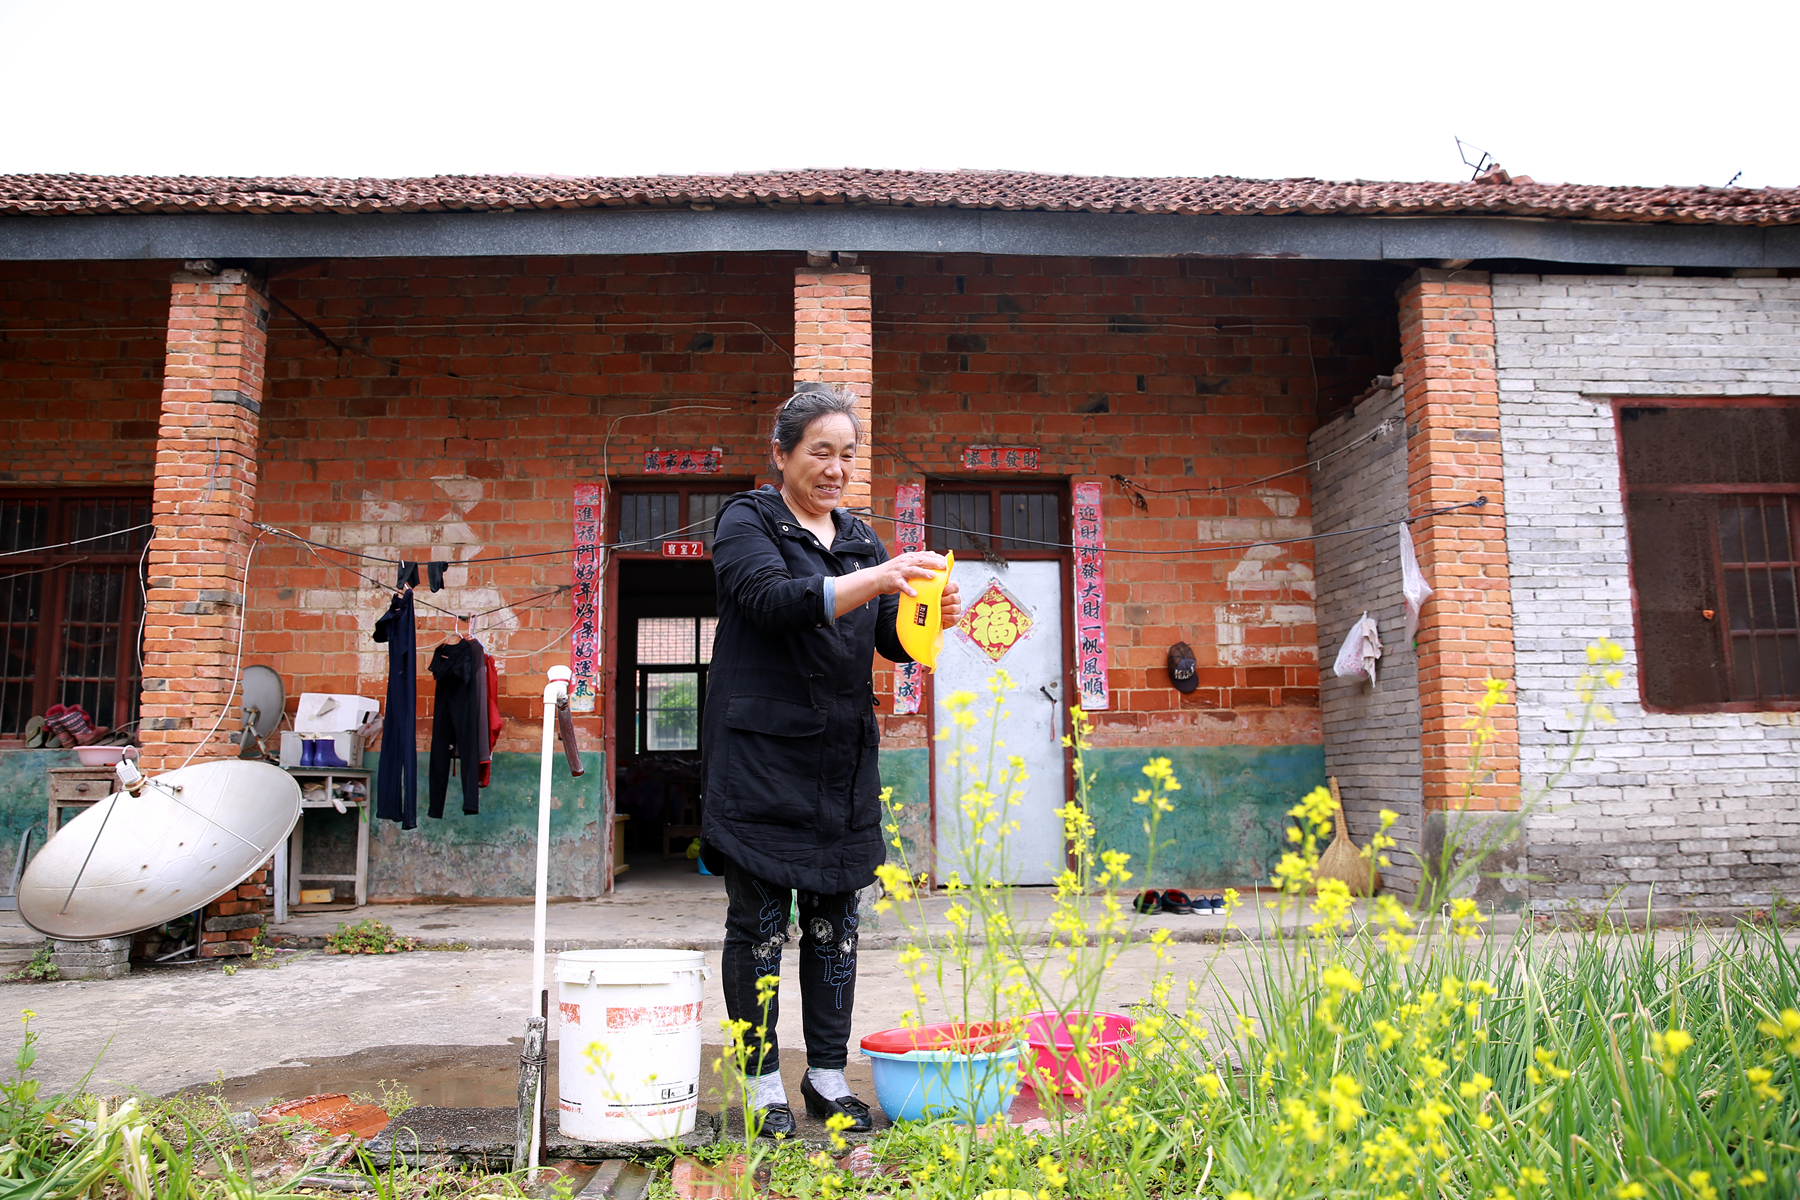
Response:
[251,505,726,571]
[0,558,87,584]
[1112,420,1397,500]
[177,533,263,771]
[0,523,154,559]
[845,496,1487,557]
[280,529,571,624]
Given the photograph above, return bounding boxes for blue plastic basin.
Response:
[863,1045,1021,1124]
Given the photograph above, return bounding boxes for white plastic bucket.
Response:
[554,948,710,1142]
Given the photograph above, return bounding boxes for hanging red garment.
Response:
[478,649,503,787]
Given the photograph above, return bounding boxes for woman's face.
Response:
[773,413,858,518]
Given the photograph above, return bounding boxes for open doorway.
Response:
[608,482,743,888]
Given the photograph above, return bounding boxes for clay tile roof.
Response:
[1,169,1796,225]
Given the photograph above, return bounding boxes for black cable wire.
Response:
[1111,423,1393,499]
[846,496,1487,556]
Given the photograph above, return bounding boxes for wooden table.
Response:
[276,768,371,921]
[46,766,115,836]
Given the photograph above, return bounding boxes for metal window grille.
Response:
[0,494,150,737]
[618,493,680,552]
[931,493,992,554]
[689,493,725,551]
[1717,496,1800,700]
[1618,402,1800,710]
[999,493,1058,551]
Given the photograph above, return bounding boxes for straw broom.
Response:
[1314,777,1381,896]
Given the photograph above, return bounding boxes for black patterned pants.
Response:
[720,857,860,1076]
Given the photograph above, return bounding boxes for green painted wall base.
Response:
[0,749,78,885]
[877,747,931,875]
[1085,745,1326,890]
[306,749,609,899]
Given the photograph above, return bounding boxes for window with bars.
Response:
[928,487,1066,557]
[615,486,738,555]
[633,616,716,753]
[1618,402,1800,709]
[0,493,152,737]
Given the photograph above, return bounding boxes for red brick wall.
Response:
[139,269,270,771]
[794,266,873,509]
[866,254,1406,749]
[0,261,172,485]
[1396,269,1519,811]
[249,254,796,751]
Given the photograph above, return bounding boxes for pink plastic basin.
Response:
[1020,1010,1135,1095]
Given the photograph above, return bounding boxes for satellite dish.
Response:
[235,665,285,759]
[18,760,300,940]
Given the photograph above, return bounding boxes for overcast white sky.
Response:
[1,0,1792,189]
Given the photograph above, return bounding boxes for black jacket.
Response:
[700,486,911,894]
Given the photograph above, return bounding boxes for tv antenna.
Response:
[1455,137,1498,180]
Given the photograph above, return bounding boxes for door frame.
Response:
[602,479,753,891]
[920,479,1077,885]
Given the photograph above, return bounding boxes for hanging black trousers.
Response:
[372,591,418,829]
[427,640,482,818]
[721,857,860,1077]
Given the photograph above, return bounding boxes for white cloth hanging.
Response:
[1399,522,1433,645]
[1332,611,1384,686]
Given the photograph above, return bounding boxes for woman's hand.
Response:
[831,551,955,619]
[875,551,951,599]
[939,578,962,629]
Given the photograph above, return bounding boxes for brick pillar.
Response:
[794,264,873,510]
[1397,269,1519,811]
[138,268,269,774]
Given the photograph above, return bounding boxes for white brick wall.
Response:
[1307,386,1423,898]
[1493,274,1800,910]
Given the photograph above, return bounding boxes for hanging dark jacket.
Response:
[700,486,911,894]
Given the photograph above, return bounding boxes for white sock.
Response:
[807,1067,850,1100]
[749,1069,787,1109]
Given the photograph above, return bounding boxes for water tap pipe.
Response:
[525,665,572,1173]
[531,666,572,1017]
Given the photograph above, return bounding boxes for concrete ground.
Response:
[0,865,1267,1103]
[1,940,1258,1101]
[0,870,1785,1111]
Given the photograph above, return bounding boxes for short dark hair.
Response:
[771,385,861,455]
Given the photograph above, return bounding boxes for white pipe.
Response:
[530,664,572,1172]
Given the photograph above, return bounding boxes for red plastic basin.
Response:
[860,1020,1020,1056]
[1020,1010,1135,1095]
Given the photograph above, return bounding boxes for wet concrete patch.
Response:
[196,1042,881,1158]
[189,1043,544,1110]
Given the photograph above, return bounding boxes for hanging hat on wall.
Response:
[1167,642,1198,693]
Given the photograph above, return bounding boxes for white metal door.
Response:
[932,559,1067,885]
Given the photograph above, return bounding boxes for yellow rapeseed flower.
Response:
[1757,1007,1800,1056]
[1746,1066,1782,1103]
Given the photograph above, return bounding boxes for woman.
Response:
[701,387,960,1137]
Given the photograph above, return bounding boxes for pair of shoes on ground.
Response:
[754,1075,874,1140]
[1135,888,1224,915]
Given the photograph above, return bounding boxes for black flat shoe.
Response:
[1134,889,1161,914]
[800,1074,873,1132]
[753,1103,797,1140]
[1160,889,1200,914]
